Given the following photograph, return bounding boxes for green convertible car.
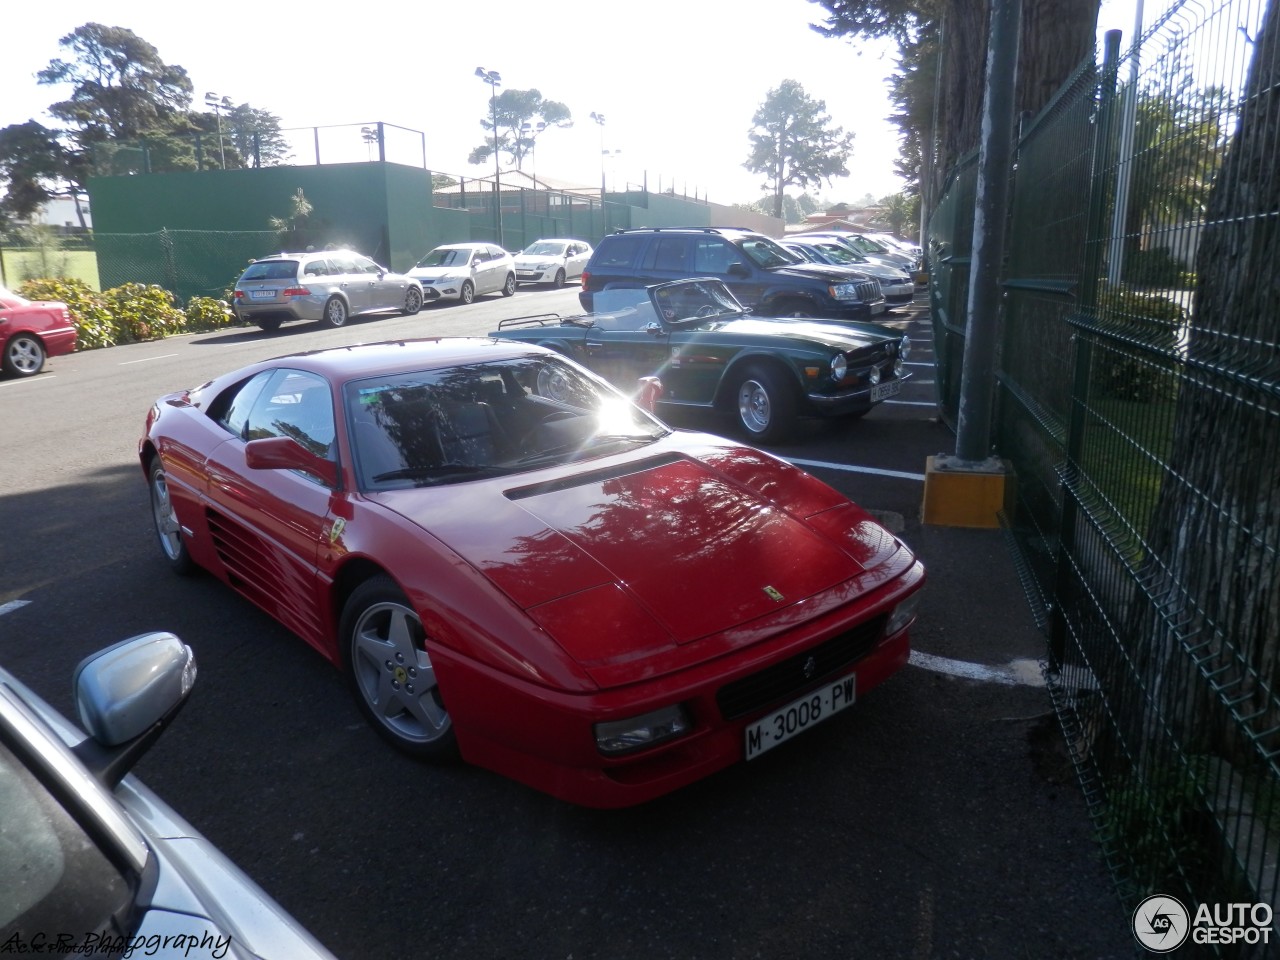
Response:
[491,277,911,443]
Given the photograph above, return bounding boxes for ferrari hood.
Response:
[378,451,870,646]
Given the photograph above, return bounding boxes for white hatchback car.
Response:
[408,243,517,305]
[513,239,593,287]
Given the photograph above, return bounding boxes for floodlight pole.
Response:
[476,67,503,246]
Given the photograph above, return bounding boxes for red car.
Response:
[139,338,924,808]
[0,286,78,377]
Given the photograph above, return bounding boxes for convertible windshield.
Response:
[522,241,566,256]
[651,279,747,324]
[415,248,470,268]
[347,356,668,489]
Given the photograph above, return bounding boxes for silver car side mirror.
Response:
[72,632,196,787]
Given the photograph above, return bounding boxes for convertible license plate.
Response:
[745,672,856,760]
[871,380,902,402]
[249,289,277,300]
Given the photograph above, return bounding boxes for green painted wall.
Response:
[82,163,778,302]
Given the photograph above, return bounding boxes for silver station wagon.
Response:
[233,249,423,332]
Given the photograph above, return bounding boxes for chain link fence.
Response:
[929,0,1279,945]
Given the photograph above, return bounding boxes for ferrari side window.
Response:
[220,371,275,439]
[246,369,336,463]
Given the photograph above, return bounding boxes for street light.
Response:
[590,112,606,196]
[475,66,503,246]
[204,92,232,168]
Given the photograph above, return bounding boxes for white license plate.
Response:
[870,302,887,316]
[249,289,277,300]
[745,672,857,760]
[871,380,902,402]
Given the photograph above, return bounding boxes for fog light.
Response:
[886,591,922,636]
[868,365,881,386]
[595,704,691,755]
[899,334,911,360]
[894,357,905,377]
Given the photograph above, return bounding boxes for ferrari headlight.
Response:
[830,354,848,381]
[595,704,691,755]
[886,591,922,636]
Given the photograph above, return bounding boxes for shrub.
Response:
[102,283,188,343]
[16,277,116,350]
[185,297,236,332]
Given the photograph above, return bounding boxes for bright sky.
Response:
[4,0,1145,208]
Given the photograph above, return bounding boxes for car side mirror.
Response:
[246,436,339,487]
[727,262,750,278]
[644,321,665,336]
[71,632,196,787]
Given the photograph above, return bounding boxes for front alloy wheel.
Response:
[502,273,517,297]
[403,287,423,315]
[342,576,456,759]
[323,296,349,328]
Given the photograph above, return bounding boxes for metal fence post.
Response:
[953,0,1022,466]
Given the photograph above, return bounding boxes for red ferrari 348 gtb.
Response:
[139,337,924,807]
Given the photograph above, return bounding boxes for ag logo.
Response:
[1132,894,1190,952]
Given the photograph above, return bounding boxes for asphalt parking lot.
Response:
[0,287,1135,958]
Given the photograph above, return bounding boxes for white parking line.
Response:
[909,650,1046,687]
[787,457,926,482]
[0,600,31,616]
[120,354,181,365]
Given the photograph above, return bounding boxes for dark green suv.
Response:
[579,227,887,322]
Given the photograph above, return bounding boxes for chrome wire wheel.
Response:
[345,580,454,755]
[737,377,772,435]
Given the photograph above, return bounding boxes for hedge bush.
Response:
[16,277,239,349]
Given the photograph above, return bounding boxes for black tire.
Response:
[341,576,458,759]
[733,363,798,444]
[258,318,283,333]
[552,269,566,289]
[403,287,423,316]
[502,273,517,297]
[323,296,349,328]
[2,333,46,378]
[148,458,195,576]
[458,281,475,306]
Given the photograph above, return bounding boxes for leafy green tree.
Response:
[878,191,919,237]
[0,122,67,226]
[226,104,290,167]
[810,0,1101,203]
[745,79,854,219]
[468,89,572,170]
[37,23,193,140]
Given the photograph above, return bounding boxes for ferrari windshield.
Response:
[346,356,669,489]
